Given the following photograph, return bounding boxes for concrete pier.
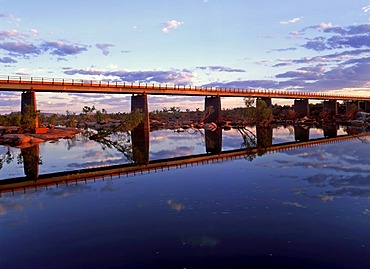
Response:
[131,94,150,164]
[21,144,39,179]
[205,96,221,123]
[365,101,370,113]
[256,125,273,155]
[131,94,149,132]
[294,126,310,142]
[323,100,338,117]
[205,128,222,154]
[294,99,310,118]
[323,124,337,138]
[256,97,272,122]
[258,97,272,108]
[21,91,39,130]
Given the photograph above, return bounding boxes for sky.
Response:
[1,0,370,114]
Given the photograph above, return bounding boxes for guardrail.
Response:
[0,75,368,100]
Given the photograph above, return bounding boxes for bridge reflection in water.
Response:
[1,125,369,193]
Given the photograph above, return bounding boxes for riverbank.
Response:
[0,127,82,148]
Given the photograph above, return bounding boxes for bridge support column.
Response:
[323,100,338,117]
[21,91,39,131]
[204,96,221,124]
[294,99,310,118]
[294,126,310,142]
[205,128,222,154]
[131,94,150,164]
[256,125,272,156]
[345,101,359,110]
[323,124,337,138]
[21,144,39,179]
[345,101,359,119]
[256,97,273,122]
[365,101,370,113]
[258,97,272,107]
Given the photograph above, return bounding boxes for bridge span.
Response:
[1,75,370,101]
[1,75,370,132]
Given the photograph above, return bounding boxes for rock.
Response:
[3,134,30,145]
[30,137,45,144]
[204,122,217,131]
[0,127,81,146]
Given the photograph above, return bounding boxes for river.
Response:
[0,125,369,268]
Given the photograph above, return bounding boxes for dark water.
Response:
[0,126,370,268]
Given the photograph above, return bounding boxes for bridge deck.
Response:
[1,76,370,101]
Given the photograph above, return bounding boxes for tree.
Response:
[20,105,37,133]
[244,97,255,107]
[82,105,96,121]
[169,106,180,113]
[256,99,272,124]
[47,114,58,126]
[345,103,359,120]
[243,97,256,122]
[95,108,108,123]
[65,110,77,128]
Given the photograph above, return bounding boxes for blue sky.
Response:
[1,0,370,113]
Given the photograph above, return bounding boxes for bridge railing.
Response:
[0,75,366,100]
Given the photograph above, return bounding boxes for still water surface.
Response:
[0,126,369,268]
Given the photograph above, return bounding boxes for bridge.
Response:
[0,131,368,194]
[1,75,370,132]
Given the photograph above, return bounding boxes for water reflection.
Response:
[294,125,309,142]
[20,144,41,179]
[1,124,369,184]
[1,127,370,268]
[205,128,222,154]
[323,124,338,138]
[131,122,150,165]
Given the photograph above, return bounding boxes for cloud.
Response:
[151,146,195,159]
[302,37,329,51]
[40,41,88,56]
[0,29,20,40]
[302,24,370,51]
[203,47,370,92]
[0,13,21,25]
[0,35,89,59]
[273,48,370,67]
[64,68,195,85]
[162,20,184,33]
[362,5,370,13]
[203,79,279,89]
[276,69,322,81]
[0,56,17,63]
[268,47,297,53]
[196,66,246,72]
[279,17,303,25]
[30,29,38,37]
[96,43,114,56]
[0,41,41,55]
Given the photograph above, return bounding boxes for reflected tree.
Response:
[83,109,145,162]
[0,146,15,170]
[237,125,271,161]
[237,127,257,161]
